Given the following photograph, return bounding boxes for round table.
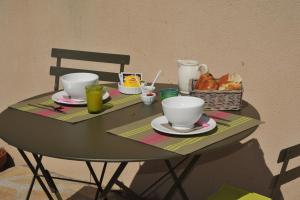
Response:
[0,83,260,199]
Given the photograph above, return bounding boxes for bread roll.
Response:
[195,73,214,89]
[199,79,219,90]
[219,82,241,90]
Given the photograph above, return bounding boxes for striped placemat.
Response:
[107,111,262,155]
[10,87,141,123]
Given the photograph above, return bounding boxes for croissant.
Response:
[195,73,214,89]
[198,79,219,90]
[194,67,242,90]
[218,73,242,90]
[219,82,241,90]
[218,73,242,84]
[218,74,229,86]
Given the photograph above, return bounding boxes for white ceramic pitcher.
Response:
[177,60,206,94]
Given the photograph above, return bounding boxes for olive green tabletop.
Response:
[0,83,260,162]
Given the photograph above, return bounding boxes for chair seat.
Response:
[208,184,271,200]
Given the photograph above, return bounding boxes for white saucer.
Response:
[51,90,110,105]
[151,115,217,136]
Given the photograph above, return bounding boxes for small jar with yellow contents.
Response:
[118,74,143,94]
[123,75,141,87]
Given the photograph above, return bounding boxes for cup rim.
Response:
[141,92,156,97]
[62,73,99,82]
[160,87,179,92]
[162,96,204,108]
[85,84,102,90]
[177,59,199,66]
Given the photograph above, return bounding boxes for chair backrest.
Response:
[50,48,130,91]
[271,143,300,199]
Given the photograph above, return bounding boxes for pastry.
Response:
[219,82,241,90]
[194,65,242,91]
[218,73,242,90]
[195,73,214,89]
[198,79,219,90]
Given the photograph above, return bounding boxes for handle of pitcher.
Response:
[198,64,208,74]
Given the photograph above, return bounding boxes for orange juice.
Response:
[86,85,103,114]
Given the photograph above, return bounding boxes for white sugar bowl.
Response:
[141,92,156,105]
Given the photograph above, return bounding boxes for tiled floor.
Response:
[0,166,128,200]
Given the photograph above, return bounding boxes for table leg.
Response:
[85,161,106,200]
[98,162,128,199]
[140,156,189,198]
[96,161,107,200]
[99,162,107,187]
[163,155,201,200]
[26,155,43,200]
[165,160,189,200]
[86,161,141,200]
[18,149,53,200]
[32,153,62,200]
[115,179,143,200]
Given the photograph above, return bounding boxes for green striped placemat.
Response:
[10,87,141,123]
[107,111,262,155]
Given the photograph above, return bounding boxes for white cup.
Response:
[162,96,204,130]
[61,73,99,99]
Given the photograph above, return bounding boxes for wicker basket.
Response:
[190,80,243,110]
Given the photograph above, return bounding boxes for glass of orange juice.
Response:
[85,85,103,114]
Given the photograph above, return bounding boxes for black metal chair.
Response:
[271,143,300,200]
[27,48,131,200]
[50,48,130,91]
[209,143,300,200]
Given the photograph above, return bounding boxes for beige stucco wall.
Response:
[0,0,299,199]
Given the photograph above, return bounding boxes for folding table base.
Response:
[163,155,201,200]
[139,155,201,200]
[85,161,134,200]
[18,149,61,200]
[19,148,200,200]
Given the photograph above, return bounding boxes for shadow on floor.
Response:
[67,186,123,200]
[0,140,285,199]
[66,139,282,199]
[67,186,155,200]
[128,139,282,200]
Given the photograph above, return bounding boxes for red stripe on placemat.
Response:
[209,111,231,119]
[36,106,72,117]
[61,106,72,112]
[140,133,169,145]
[36,110,57,117]
[108,89,121,97]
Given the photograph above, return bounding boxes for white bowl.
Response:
[162,96,204,130]
[61,73,99,99]
[141,92,156,105]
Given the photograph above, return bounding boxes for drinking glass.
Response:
[160,88,179,100]
[85,85,103,114]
